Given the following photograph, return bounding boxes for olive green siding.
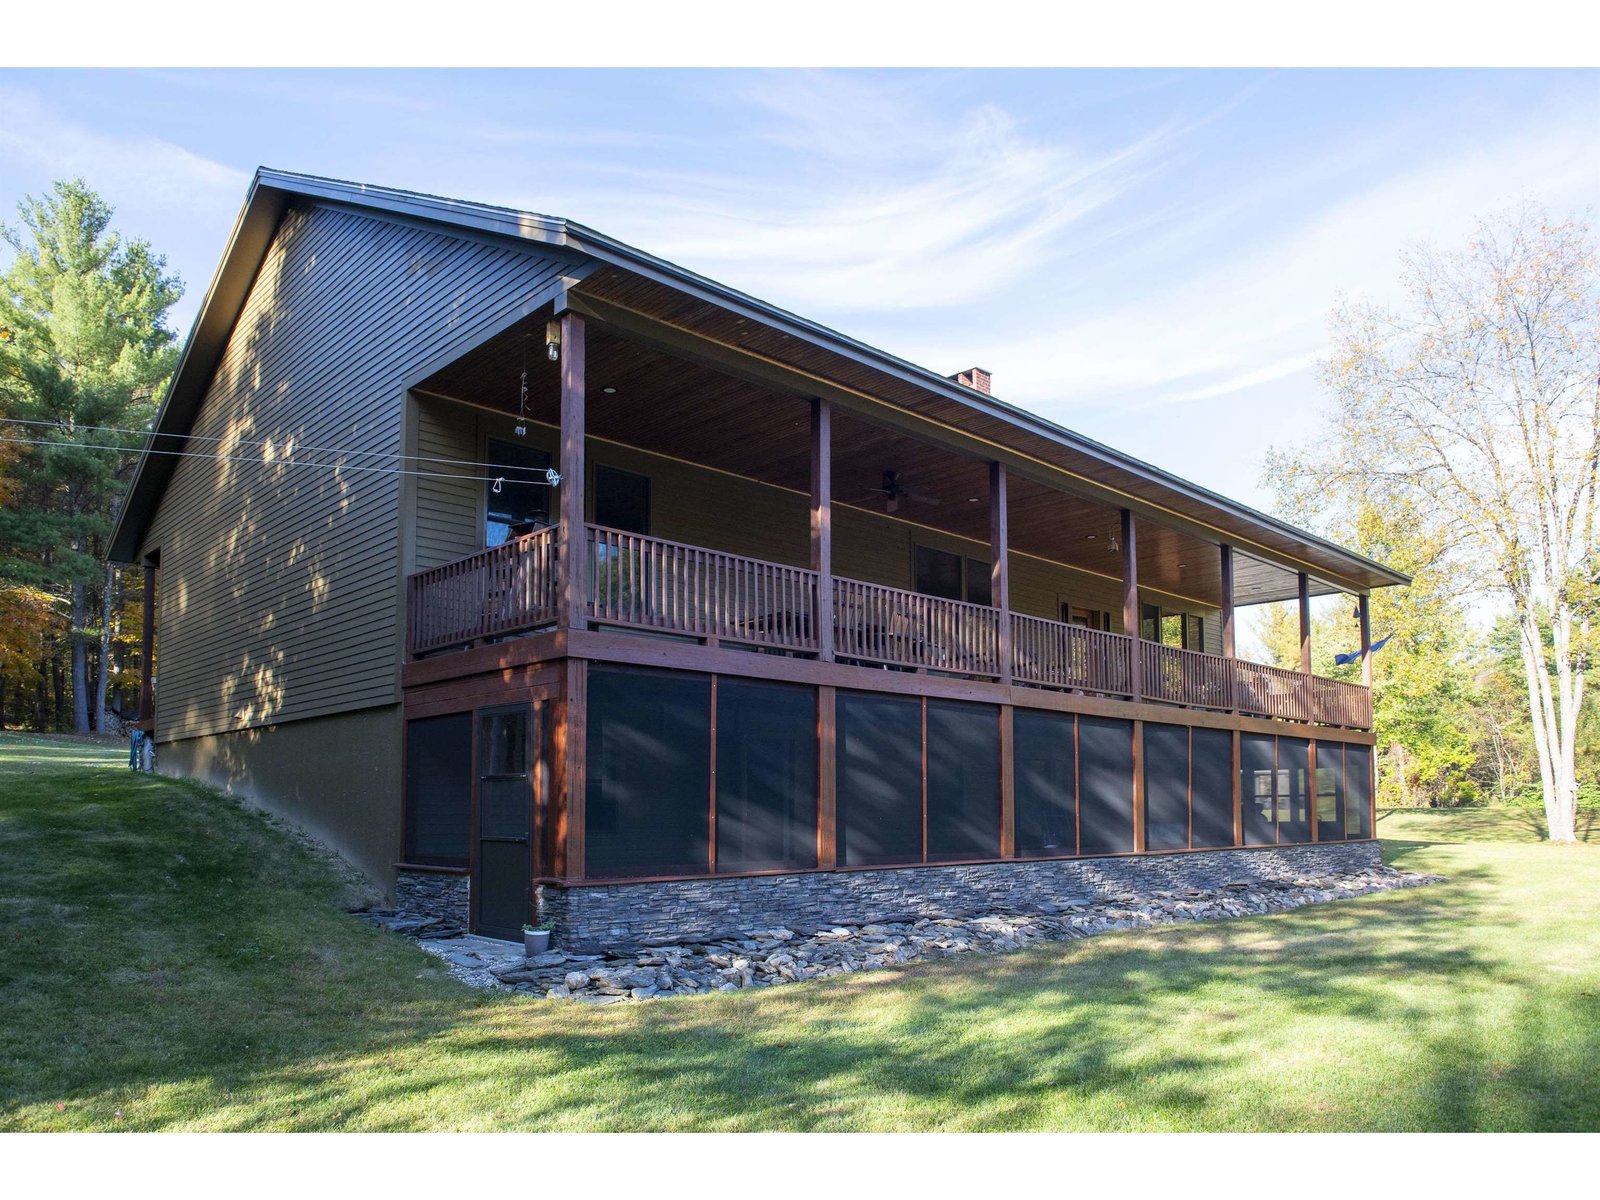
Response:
[156,705,403,886]
[141,203,574,741]
[411,401,1223,648]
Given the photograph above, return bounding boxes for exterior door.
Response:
[474,704,535,940]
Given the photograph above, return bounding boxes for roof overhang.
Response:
[109,168,1410,598]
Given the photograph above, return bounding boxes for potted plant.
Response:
[523,923,552,956]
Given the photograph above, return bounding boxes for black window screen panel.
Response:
[404,715,471,866]
[838,692,923,866]
[1078,716,1135,855]
[484,438,551,547]
[914,545,963,601]
[1183,614,1204,651]
[1190,727,1235,848]
[1014,709,1077,857]
[1140,602,1160,642]
[1144,723,1191,851]
[1345,744,1372,839]
[586,666,710,878]
[1278,737,1312,843]
[594,464,650,534]
[926,700,1000,862]
[1241,733,1277,845]
[715,679,818,872]
[1316,743,1345,842]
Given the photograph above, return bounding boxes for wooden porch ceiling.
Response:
[416,312,1338,607]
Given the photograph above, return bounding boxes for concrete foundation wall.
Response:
[540,841,1384,952]
[157,705,403,888]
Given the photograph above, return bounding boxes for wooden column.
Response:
[139,564,156,727]
[1231,729,1243,846]
[1131,719,1145,853]
[557,312,587,633]
[1121,509,1141,701]
[817,686,837,869]
[1298,570,1312,675]
[1219,544,1236,658]
[990,462,1011,686]
[810,398,834,663]
[999,706,1015,859]
[1358,592,1373,688]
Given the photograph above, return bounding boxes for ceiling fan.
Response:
[854,470,942,514]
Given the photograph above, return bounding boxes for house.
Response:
[108,169,1408,948]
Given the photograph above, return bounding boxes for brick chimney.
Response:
[949,366,992,395]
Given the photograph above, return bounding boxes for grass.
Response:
[1,731,1597,1132]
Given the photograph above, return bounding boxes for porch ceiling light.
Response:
[602,386,618,394]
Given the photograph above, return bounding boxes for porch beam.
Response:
[1121,508,1141,701]
[990,462,1012,686]
[811,397,834,662]
[557,312,587,632]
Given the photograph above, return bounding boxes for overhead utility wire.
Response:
[0,435,562,487]
[0,417,547,477]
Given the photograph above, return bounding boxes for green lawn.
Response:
[1,731,1596,1132]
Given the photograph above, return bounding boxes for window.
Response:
[1063,604,1112,632]
[1143,723,1190,851]
[586,666,710,878]
[594,464,650,535]
[715,679,818,873]
[1077,716,1135,855]
[1190,727,1234,847]
[925,700,1001,861]
[837,692,923,867]
[1141,600,1204,649]
[404,715,472,866]
[484,438,551,547]
[913,544,991,604]
[1014,709,1077,857]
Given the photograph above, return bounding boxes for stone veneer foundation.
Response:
[394,868,471,928]
[537,842,1384,952]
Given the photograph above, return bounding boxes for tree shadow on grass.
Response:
[3,760,1596,1131]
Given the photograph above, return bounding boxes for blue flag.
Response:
[1335,632,1392,666]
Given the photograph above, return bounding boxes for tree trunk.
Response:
[1517,602,1579,843]
[95,563,116,732]
[50,656,66,731]
[0,670,7,731]
[34,669,48,731]
[69,580,90,733]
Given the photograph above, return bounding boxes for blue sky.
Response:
[2,68,1596,515]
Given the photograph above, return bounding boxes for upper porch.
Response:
[400,282,1396,734]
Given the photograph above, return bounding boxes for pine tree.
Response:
[0,179,182,731]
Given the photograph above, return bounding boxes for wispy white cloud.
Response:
[0,87,248,214]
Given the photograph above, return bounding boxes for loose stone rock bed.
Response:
[359,864,1441,1003]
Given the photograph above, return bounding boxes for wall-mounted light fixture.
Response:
[545,319,562,362]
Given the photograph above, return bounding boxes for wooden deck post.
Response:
[139,563,156,727]
[990,462,1011,685]
[810,397,834,662]
[817,685,837,869]
[1219,545,1235,659]
[1358,591,1373,688]
[1298,571,1312,675]
[1121,509,1141,701]
[557,311,587,633]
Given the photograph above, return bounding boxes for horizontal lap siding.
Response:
[144,203,572,741]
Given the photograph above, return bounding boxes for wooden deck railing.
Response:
[1011,614,1134,697]
[586,525,820,652]
[406,528,1372,729]
[406,526,558,654]
[1142,642,1237,712]
[832,578,1002,676]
